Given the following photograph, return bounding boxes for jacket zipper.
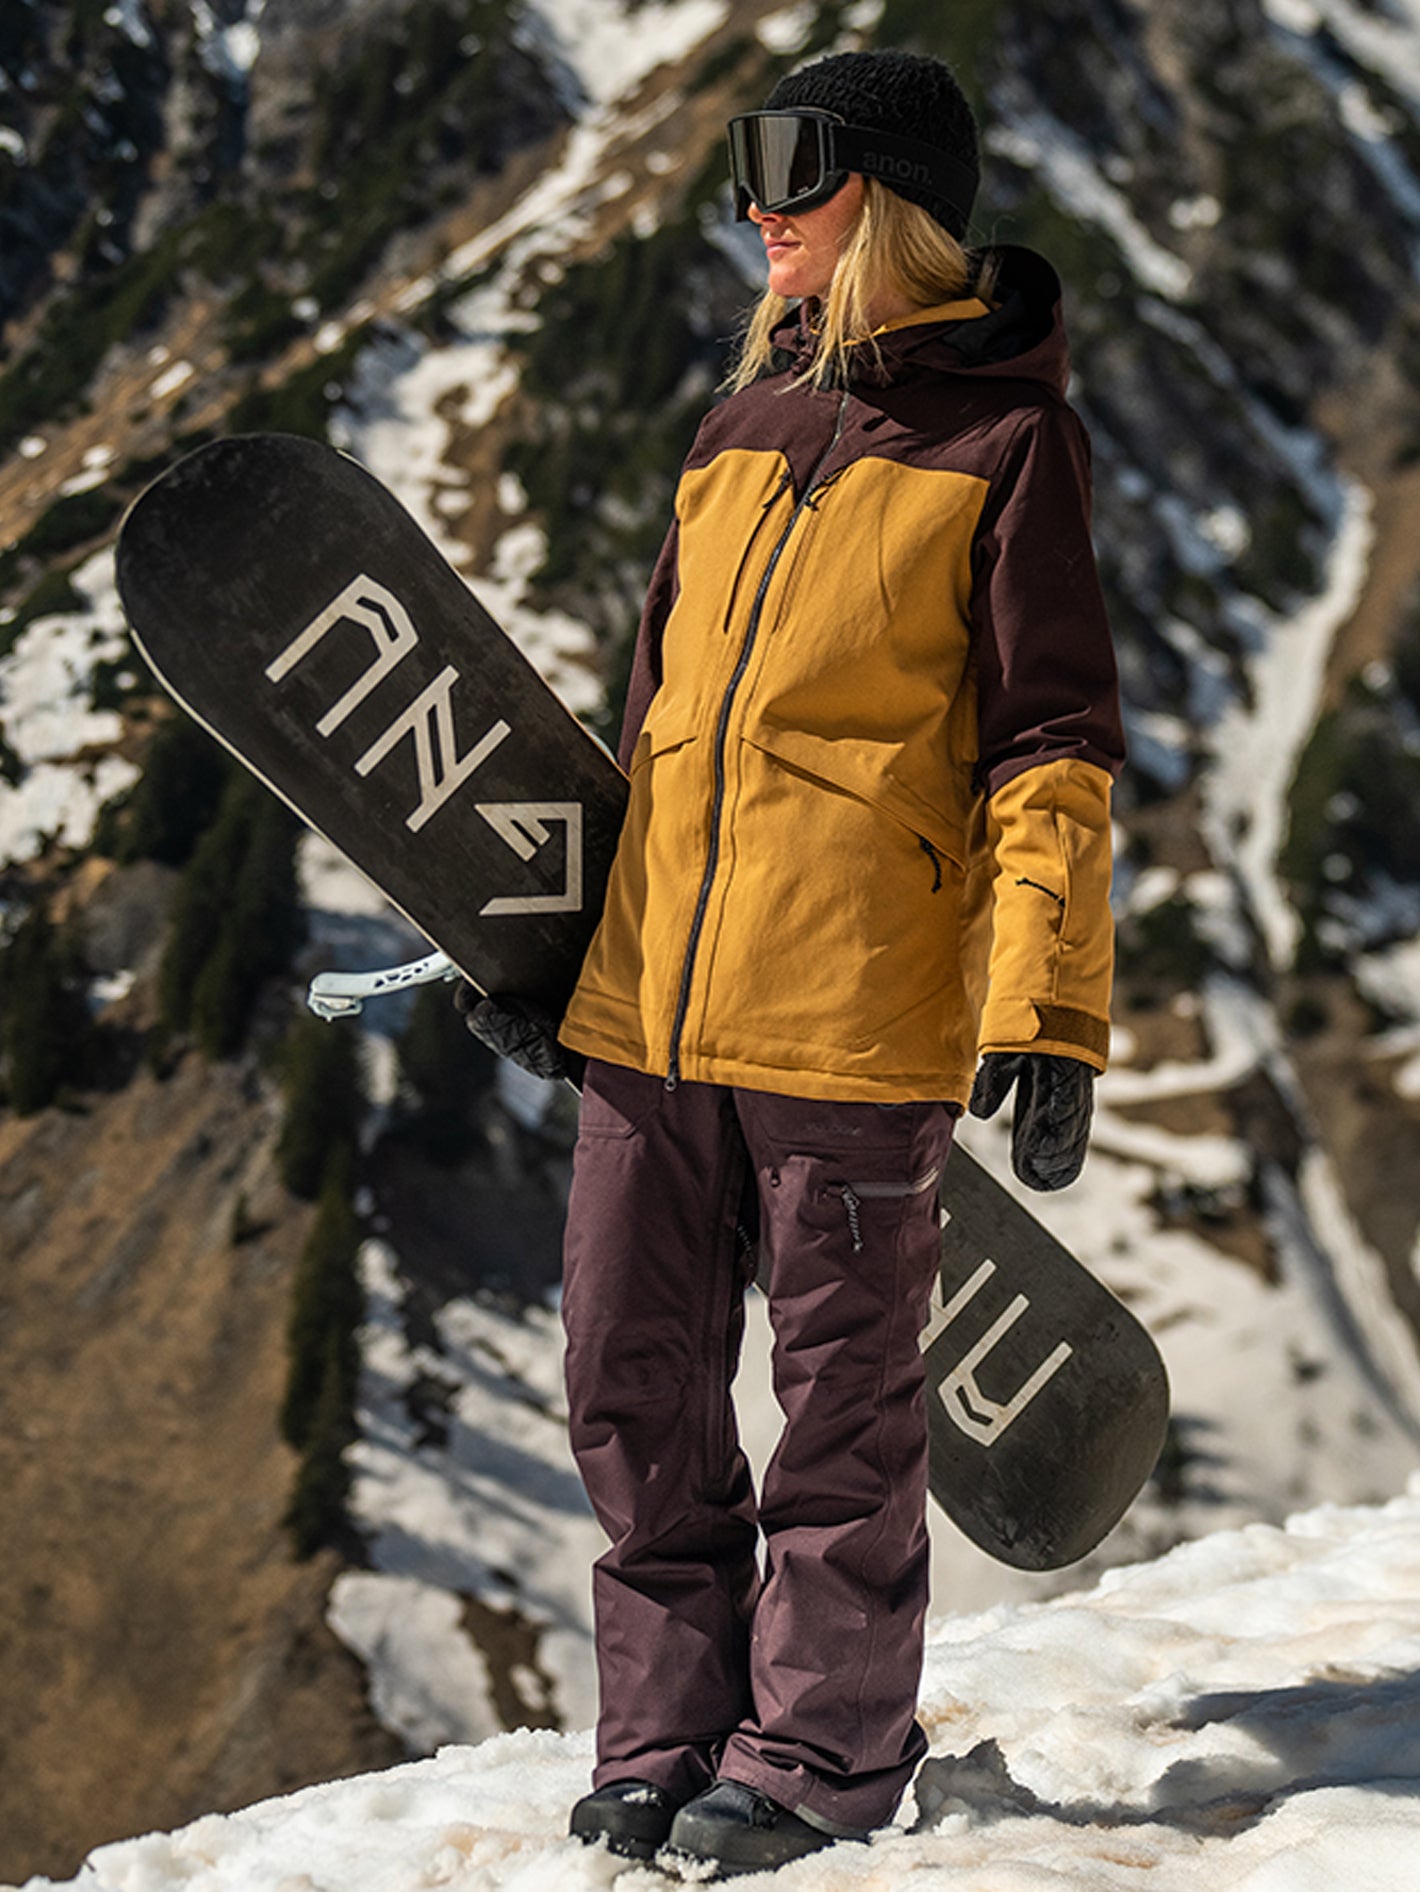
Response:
[665,391,851,1090]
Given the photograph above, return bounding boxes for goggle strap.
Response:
[829,123,978,226]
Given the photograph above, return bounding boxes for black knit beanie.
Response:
[764,50,979,239]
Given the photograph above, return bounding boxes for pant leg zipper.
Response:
[830,1168,946,1254]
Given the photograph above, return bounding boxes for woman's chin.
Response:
[765,258,822,303]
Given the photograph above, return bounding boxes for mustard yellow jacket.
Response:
[561,249,1124,1106]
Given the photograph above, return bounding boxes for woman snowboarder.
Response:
[465,45,1123,1877]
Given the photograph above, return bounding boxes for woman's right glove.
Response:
[968,1051,1095,1192]
[453,984,580,1084]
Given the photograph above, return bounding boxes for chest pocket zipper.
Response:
[802,466,850,512]
[720,468,794,635]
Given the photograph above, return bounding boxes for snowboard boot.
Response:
[569,1779,684,1859]
[666,1779,859,1876]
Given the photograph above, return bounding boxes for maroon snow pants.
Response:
[561,1058,957,1836]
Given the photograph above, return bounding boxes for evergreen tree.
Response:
[281,1152,363,1450]
[283,1329,356,1560]
[190,789,305,1058]
[280,1148,365,1561]
[0,906,92,1115]
[114,713,232,867]
[158,771,305,1053]
[158,777,251,1036]
[188,928,251,1062]
[396,977,497,1163]
[276,1010,364,1200]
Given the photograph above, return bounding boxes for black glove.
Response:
[453,985,580,1084]
[969,1052,1095,1192]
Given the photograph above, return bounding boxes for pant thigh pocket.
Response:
[827,1168,945,1253]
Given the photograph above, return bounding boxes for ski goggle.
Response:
[726,108,977,232]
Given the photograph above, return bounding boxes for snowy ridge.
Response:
[1199,478,1374,976]
[1265,0,1420,118]
[13,1483,1420,1891]
[1262,0,1420,268]
[986,105,1196,302]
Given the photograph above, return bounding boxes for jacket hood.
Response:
[772,245,1072,397]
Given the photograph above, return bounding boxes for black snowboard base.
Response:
[926,1143,1168,1569]
[116,432,628,1016]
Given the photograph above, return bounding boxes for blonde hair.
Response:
[724,178,998,393]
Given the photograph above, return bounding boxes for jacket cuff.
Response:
[979,1000,1111,1071]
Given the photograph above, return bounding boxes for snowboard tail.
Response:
[925,1146,1168,1569]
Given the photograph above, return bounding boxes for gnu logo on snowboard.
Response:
[924,1257,1073,1446]
[266,573,583,915]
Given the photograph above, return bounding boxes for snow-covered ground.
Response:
[329,1245,603,1750]
[12,1481,1420,1891]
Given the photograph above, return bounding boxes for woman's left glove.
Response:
[453,984,581,1084]
[969,1051,1096,1192]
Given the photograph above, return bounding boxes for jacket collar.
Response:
[771,247,1071,397]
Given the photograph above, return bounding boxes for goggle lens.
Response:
[727,113,842,218]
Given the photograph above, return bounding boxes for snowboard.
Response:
[116,431,1169,1571]
[117,432,628,1016]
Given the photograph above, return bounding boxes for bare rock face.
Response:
[0,1050,402,1880]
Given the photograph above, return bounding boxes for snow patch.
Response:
[0,548,141,865]
[103,0,153,49]
[148,361,195,401]
[1201,477,1374,972]
[1263,0,1420,117]
[327,1573,502,1753]
[1357,934,1420,1025]
[328,1242,601,1743]
[987,107,1194,300]
[1169,192,1222,230]
[529,0,727,111]
[757,2,816,54]
[191,0,264,83]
